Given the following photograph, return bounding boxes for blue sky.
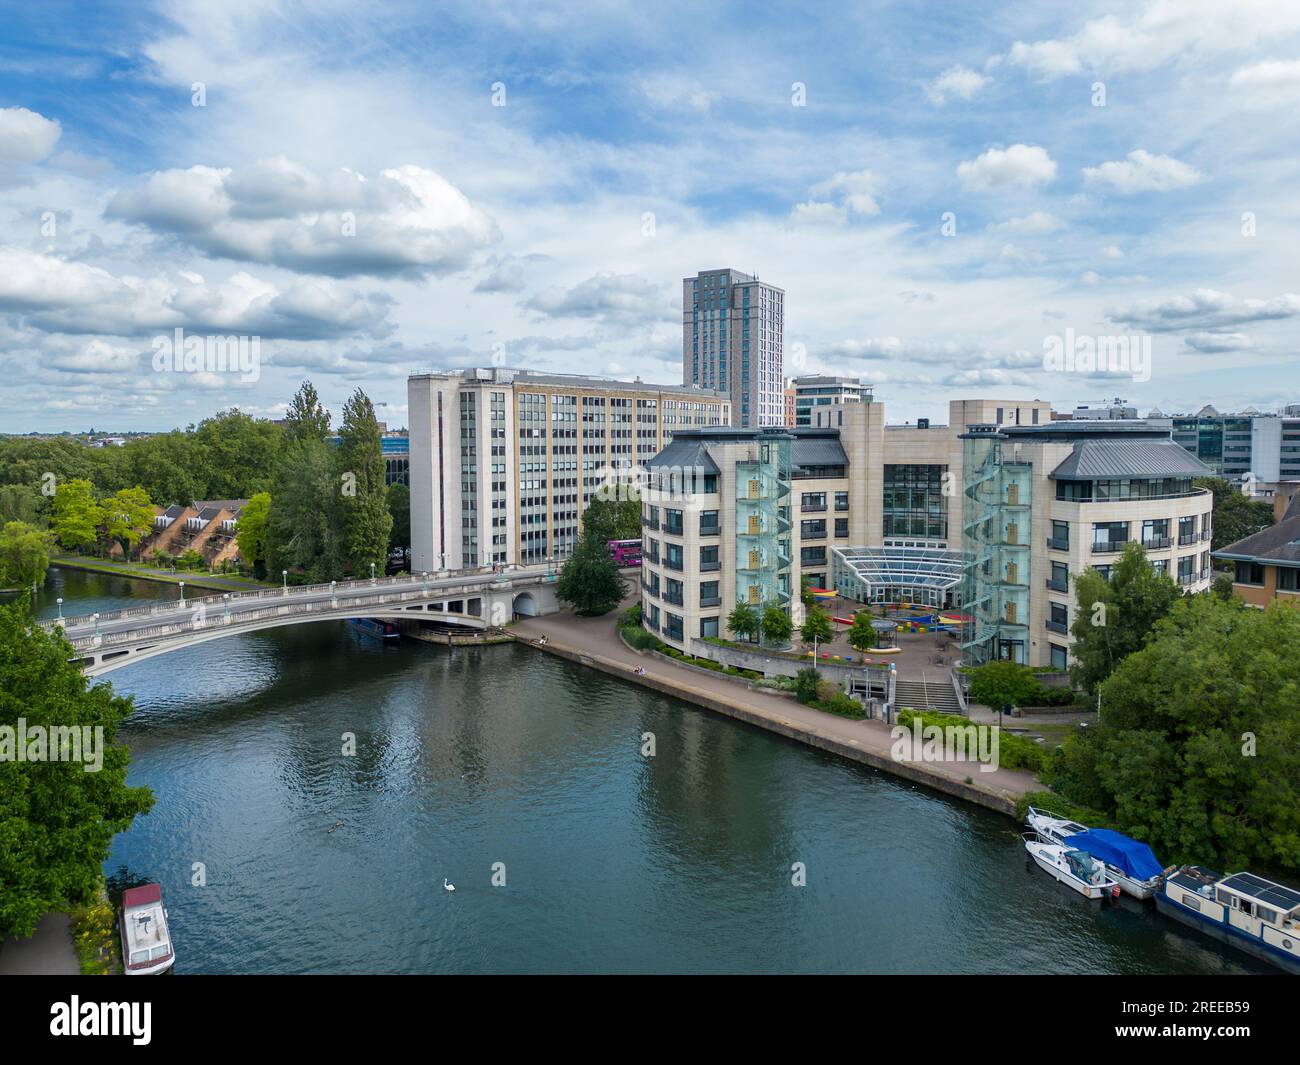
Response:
[0,0,1297,432]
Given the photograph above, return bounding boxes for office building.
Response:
[791,375,873,426]
[408,368,730,573]
[682,268,784,428]
[637,398,1214,670]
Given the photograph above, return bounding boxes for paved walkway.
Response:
[512,602,1039,813]
[0,912,79,975]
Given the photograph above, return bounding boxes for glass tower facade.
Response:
[736,430,793,631]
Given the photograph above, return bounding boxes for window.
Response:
[1050,644,1068,670]
[800,519,827,538]
[1279,567,1298,591]
[883,464,948,539]
[1049,520,1069,550]
[834,491,849,511]
[699,510,720,536]
[1178,514,1197,545]
[1048,602,1068,634]
[801,492,826,511]
[699,545,719,571]
[1048,561,1068,592]
[665,578,684,606]
[834,517,849,538]
[700,580,720,606]
[1234,560,1264,586]
[700,616,719,638]
[1091,521,1129,552]
[801,546,826,566]
[665,543,683,570]
[664,613,684,641]
[664,508,684,536]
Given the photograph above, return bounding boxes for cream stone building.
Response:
[408,368,730,573]
[638,397,1214,669]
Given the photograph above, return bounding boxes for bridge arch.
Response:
[512,591,537,618]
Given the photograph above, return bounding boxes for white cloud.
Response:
[999,243,1045,265]
[957,145,1057,189]
[107,158,500,278]
[1082,150,1202,193]
[1108,289,1300,332]
[809,170,881,216]
[1230,59,1300,90]
[0,106,61,167]
[988,211,1063,235]
[789,201,848,227]
[1184,332,1253,353]
[926,66,990,104]
[524,272,669,325]
[1103,244,1124,259]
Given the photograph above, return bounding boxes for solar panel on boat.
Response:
[1220,872,1300,910]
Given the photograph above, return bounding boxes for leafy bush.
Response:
[176,548,206,571]
[794,667,820,704]
[621,625,663,652]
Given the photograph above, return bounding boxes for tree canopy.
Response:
[581,493,641,546]
[1046,596,1300,874]
[0,522,52,590]
[967,660,1042,716]
[1196,476,1274,552]
[800,604,834,645]
[0,602,155,938]
[556,532,626,616]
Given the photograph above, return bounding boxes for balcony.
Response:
[643,551,659,564]
[1202,529,1213,542]
[1046,578,1069,593]
[1142,536,1172,549]
[1091,540,1129,554]
[664,522,684,537]
[1047,537,1069,551]
[663,557,683,572]
[642,517,659,530]
[1046,619,1069,635]
[699,523,720,538]
[801,503,826,513]
[1178,573,1199,587]
[700,595,721,607]
[699,560,720,572]
[1178,533,1195,546]
[663,592,684,607]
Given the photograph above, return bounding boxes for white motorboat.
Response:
[1024,833,1121,900]
[1025,806,1165,900]
[120,883,175,975]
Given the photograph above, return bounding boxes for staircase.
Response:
[894,676,963,715]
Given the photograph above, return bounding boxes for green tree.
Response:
[121,432,200,505]
[0,522,53,590]
[967,660,1041,719]
[236,491,271,577]
[386,483,410,556]
[799,575,816,610]
[1070,541,1179,693]
[760,603,792,645]
[800,604,834,645]
[336,389,392,577]
[188,410,282,499]
[283,379,333,444]
[581,492,641,545]
[556,532,626,616]
[267,438,343,583]
[102,486,154,559]
[1196,476,1274,552]
[0,602,155,937]
[49,479,103,552]
[794,666,821,704]
[846,610,877,653]
[726,601,759,642]
[0,484,45,527]
[1046,596,1300,873]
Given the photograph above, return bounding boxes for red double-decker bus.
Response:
[607,538,643,566]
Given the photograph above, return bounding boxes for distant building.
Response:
[1072,398,1138,420]
[1215,482,1300,607]
[783,382,797,427]
[682,268,784,428]
[791,375,872,426]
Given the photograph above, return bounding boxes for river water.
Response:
[31,566,1269,974]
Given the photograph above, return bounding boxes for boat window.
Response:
[1181,893,1201,912]
[1258,906,1278,925]
[149,945,170,960]
[130,949,150,964]
[1216,889,1232,906]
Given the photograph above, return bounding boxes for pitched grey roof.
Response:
[1214,511,1300,567]
[643,436,719,473]
[791,435,848,470]
[1050,440,1213,480]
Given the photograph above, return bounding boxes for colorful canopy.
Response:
[1061,829,1163,881]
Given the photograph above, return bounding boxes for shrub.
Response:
[621,625,663,652]
[794,667,821,704]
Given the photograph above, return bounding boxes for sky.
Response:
[0,0,1297,433]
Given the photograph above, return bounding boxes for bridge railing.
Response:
[47,565,556,632]
[64,584,502,652]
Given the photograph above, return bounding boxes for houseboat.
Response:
[1026,807,1165,899]
[1155,866,1300,974]
[1024,833,1121,900]
[348,618,401,641]
[120,883,175,975]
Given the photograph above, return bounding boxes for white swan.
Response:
[444,878,456,892]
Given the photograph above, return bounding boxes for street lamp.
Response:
[370,562,376,584]
[178,581,185,605]
[56,597,63,621]
[330,580,337,606]
[282,569,288,595]
[223,593,230,621]
[92,612,100,638]
[421,571,429,593]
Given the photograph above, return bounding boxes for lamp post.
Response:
[93,612,100,638]
[330,580,337,606]
[223,593,230,621]
[370,562,376,584]
[56,597,63,621]
[282,570,288,596]
[178,581,185,605]
[421,571,429,593]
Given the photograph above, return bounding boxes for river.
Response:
[31,565,1270,974]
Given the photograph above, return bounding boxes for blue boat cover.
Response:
[1061,829,1163,881]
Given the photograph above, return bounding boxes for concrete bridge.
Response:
[43,567,562,676]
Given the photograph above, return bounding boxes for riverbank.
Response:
[51,555,274,593]
[512,607,1037,817]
